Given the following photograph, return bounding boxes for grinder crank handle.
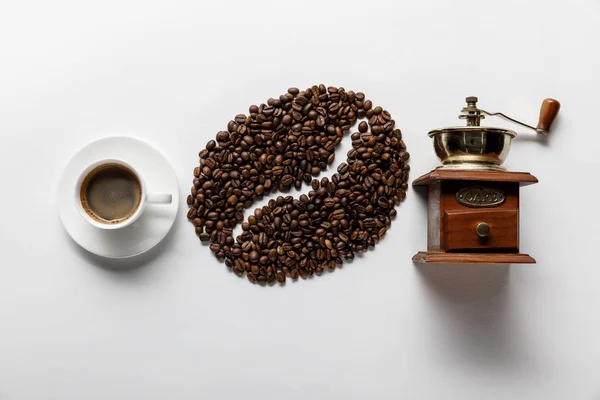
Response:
[536,98,561,136]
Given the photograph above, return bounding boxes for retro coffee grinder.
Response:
[413,96,560,264]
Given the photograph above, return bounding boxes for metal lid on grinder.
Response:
[428,96,560,170]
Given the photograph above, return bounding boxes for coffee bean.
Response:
[358,121,368,133]
[276,271,286,283]
[199,233,210,242]
[324,198,336,208]
[187,208,197,219]
[330,209,345,220]
[188,85,409,285]
[280,174,294,187]
[364,218,377,228]
[227,195,238,205]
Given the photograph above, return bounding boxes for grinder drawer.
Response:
[443,209,518,252]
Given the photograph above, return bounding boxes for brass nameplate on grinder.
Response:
[456,186,505,208]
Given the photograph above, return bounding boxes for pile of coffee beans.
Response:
[187,85,409,284]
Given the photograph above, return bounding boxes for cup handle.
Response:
[147,193,172,204]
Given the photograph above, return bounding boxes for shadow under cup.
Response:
[79,162,143,225]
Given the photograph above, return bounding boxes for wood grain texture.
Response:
[440,181,519,212]
[413,170,538,187]
[439,181,520,252]
[536,98,561,133]
[412,252,536,264]
[443,209,518,251]
[413,170,534,262]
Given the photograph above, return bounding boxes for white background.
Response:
[1,1,599,399]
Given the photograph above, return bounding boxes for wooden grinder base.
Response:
[413,252,536,264]
[412,169,538,264]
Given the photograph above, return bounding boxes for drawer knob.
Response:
[476,222,490,238]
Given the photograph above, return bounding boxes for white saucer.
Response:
[58,136,180,258]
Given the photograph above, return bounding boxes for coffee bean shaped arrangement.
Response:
[187,85,409,285]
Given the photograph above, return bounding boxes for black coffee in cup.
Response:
[80,163,142,224]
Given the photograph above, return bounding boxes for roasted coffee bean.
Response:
[364,218,377,228]
[276,271,286,283]
[290,269,299,280]
[358,121,368,133]
[324,198,336,208]
[330,209,345,220]
[241,241,252,252]
[188,85,409,285]
[280,174,294,187]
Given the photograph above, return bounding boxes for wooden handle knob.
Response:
[536,98,560,135]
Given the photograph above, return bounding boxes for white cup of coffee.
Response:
[75,159,172,230]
